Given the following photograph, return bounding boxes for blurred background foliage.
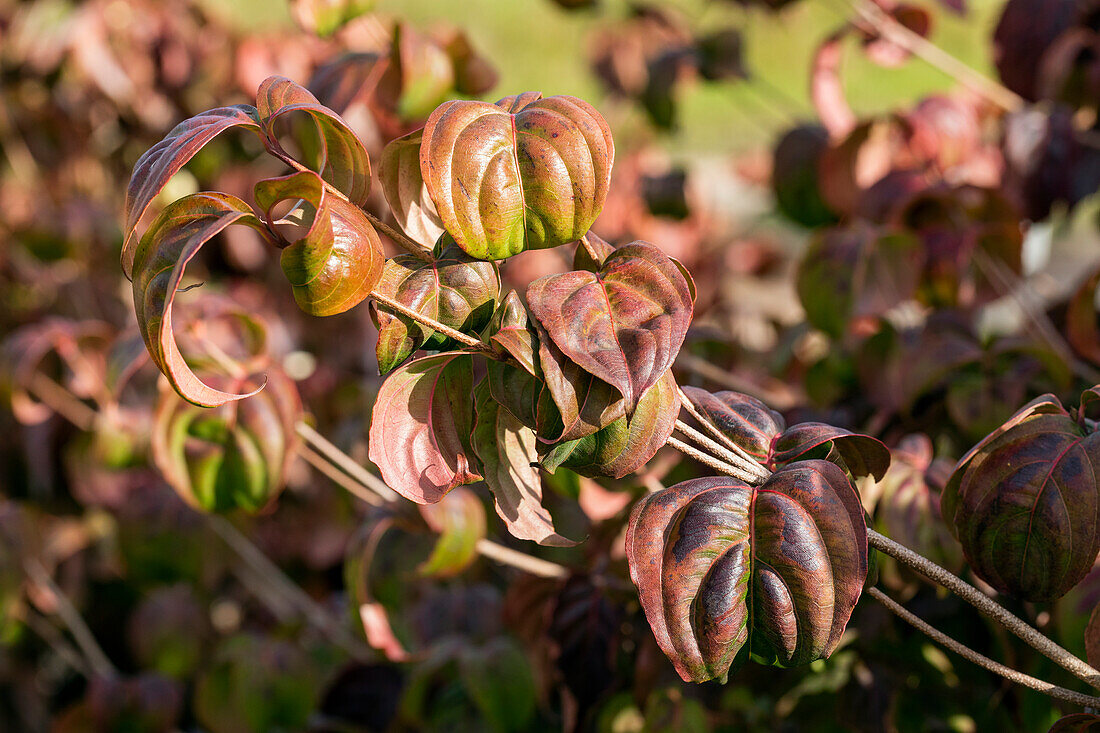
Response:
[3,0,1100,731]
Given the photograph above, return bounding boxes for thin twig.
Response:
[299,444,384,507]
[475,539,568,579]
[369,290,493,353]
[666,435,762,484]
[207,516,372,659]
[23,610,91,676]
[849,0,1024,112]
[27,373,97,432]
[869,587,1100,707]
[676,389,772,481]
[673,419,769,483]
[867,529,1100,689]
[24,560,117,679]
[295,422,399,502]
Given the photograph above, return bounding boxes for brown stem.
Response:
[676,388,771,481]
[24,560,117,679]
[848,0,1024,112]
[666,435,762,484]
[27,373,97,432]
[867,529,1100,689]
[369,290,493,353]
[673,419,769,483]
[296,422,399,502]
[869,587,1100,707]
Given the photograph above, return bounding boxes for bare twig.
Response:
[848,0,1024,112]
[474,539,568,579]
[295,422,399,502]
[27,373,97,432]
[24,560,117,679]
[299,444,384,507]
[369,290,493,353]
[676,389,772,481]
[869,587,1100,706]
[673,419,769,483]
[867,529,1100,689]
[666,435,762,484]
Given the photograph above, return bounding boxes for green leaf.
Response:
[418,487,487,577]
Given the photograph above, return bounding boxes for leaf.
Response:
[772,124,837,229]
[681,386,786,464]
[540,369,679,479]
[122,105,262,278]
[290,0,375,37]
[942,394,1100,601]
[256,75,372,206]
[772,423,891,480]
[369,238,499,373]
[418,486,487,577]
[387,24,456,120]
[626,460,868,683]
[1067,263,1100,366]
[796,224,924,338]
[534,320,625,442]
[1049,714,1100,733]
[471,380,574,546]
[130,192,271,408]
[457,638,537,733]
[255,170,384,316]
[483,291,538,376]
[419,92,615,259]
[368,353,482,504]
[485,360,563,440]
[380,129,446,247]
[527,242,693,413]
[152,368,302,513]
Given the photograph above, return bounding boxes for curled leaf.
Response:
[942,394,1100,601]
[369,239,500,373]
[527,242,693,413]
[627,460,868,682]
[256,170,384,316]
[152,367,301,513]
[535,321,624,442]
[131,192,270,407]
[380,129,446,247]
[122,106,262,278]
[472,380,574,546]
[256,75,372,206]
[483,291,539,376]
[772,423,891,480]
[420,92,614,259]
[368,353,482,504]
[681,386,785,464]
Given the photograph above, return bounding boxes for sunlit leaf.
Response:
[367,353,482,504]
[420,92,614,259]
[379,128,446,247]
[527,242,693,413]
[627,460,868,682]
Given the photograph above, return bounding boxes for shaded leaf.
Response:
[483,291,538,376]
[527,242,693,413]
[943,394,1100,601]
[1067,263,1100,366]
[540,369,679,479]
[534,320,625,442]
[130,192,270,407]
[368,353,482,504]
[418,486,487,577]
[369,239,499,373]
[290,0,375,37]
[627,460,868,682]
[152,367,301,514]
[1049,714,1100,733]
[420,92,614,259]
[472,380,574,545]
[380,128,446,247]
[255,170,384,316]
[682,386,785,464]
[122,106,262,278]
[772,124,837,229]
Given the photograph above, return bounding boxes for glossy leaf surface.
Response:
[527,242,693,413]
[368,353,482,504]
[471,380,573,546]
[627,460,868,682]
[773,423,891,480]
[122,106,262,278]
[370,239,499,373]
[379,129,446,247]
[682,387,785,464]
[131,192,270,407]
[152,368,301,513]
[255,170,384,316]
[420,92,614,259]
[942,394,1100,602]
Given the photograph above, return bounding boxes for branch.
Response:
[867,529,1100,689]
[673,419,769,483]
[369,290,494,353]
[869,587,1100,707]
[666,435,762,484]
